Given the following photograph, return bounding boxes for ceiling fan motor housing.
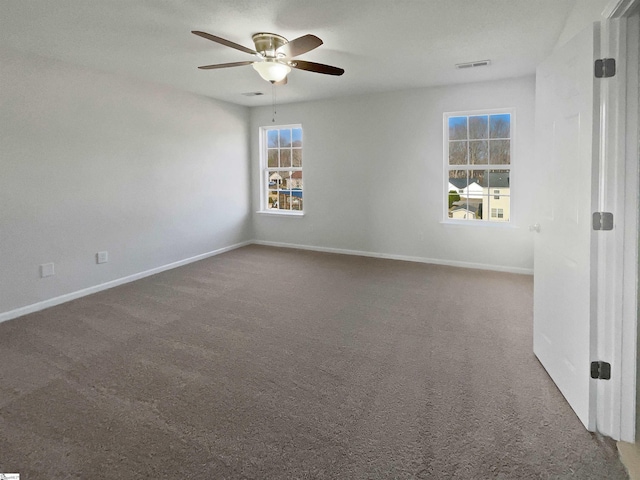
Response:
[252,33,288,58]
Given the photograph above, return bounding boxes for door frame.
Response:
[598,0,639,442]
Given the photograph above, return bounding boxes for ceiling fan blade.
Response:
[192,31,257,55]
[277,34,323,58]
[290,60,344,76]
[198,61,254,70]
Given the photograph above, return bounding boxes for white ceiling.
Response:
[0,0,578,107]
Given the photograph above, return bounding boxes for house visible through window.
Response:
[445,110,512,223]
[260,125,303,213]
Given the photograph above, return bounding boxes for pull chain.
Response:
[271,82,277,123]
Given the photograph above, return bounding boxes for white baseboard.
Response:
[0,238,532,324]
[252,240,534,275]
[0,240,252,324]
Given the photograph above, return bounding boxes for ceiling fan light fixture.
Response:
[252,60,291,83]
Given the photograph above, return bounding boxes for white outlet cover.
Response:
[40,262,54,277]
[97,251,108,264]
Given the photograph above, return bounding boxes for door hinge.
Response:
[591,361,611,380]
[595,58,616,78]
[592,212,614,230]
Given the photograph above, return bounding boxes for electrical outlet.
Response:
[97,251,108,264]
[40,262,54,278]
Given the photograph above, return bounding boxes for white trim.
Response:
[256,210,304,217]
[252,240,533,275]
[0,238,532,326]
[443,109,515,224]
[620,7,639,443]
[0,240,252,324]
[259,124,304,214]
[595,4,639,443]
[440,219,517,228]
[603,0,638,18]
[596,16,627,440]
[597,11,639,443]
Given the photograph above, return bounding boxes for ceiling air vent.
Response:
[241,92,264,96]
[455,60,491,69]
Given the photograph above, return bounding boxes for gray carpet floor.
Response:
[0,245,629,479]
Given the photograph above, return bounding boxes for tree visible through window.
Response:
[445,111,512,223]
[261,125,303,213]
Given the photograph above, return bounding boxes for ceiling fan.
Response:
[192,31,345,84]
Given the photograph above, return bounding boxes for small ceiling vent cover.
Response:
[455,60,491,69]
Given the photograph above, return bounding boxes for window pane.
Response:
[268,171,284,189]
[469,140,488,164]
[490,114,510,138]
[468,170,487,198]
[448,169,466,217]
[267,190,278,209]
[280,149,291,167]
[449,117,467,140]
[268,149,278,167]
[486,170,510,221]
[278,183,296,210]
[449,197,483,220]
[289,170,303,190]
[447,189,462,212]
[289,173,303,210]
[279,129,292,147]
[489,140,510,164]
[488,169,510,188]
[279,171,292,189]
[448,169,468,194]
[449,141,467,165]
[448,197,467,219]
[469,116,488,139]
[278,192,290,210]
[292,149,302,167]
[475,196,489,221]
[267,130,279,148]
[292,128,303,147]
[291,197,303,211]
[447,176,467,218]
[488,195,510,222]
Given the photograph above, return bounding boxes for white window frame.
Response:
[259,124,304,216]
[442,108,515,225]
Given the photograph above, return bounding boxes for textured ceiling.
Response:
[0,0,578,106]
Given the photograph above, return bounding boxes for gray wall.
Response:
[0,54,537,319]
[554,0,609,49]
[0,46,251,315]
[251,76,537,273]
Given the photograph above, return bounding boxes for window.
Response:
[490,208,504,218]
[445,110,512,223]
[260,125,303,214]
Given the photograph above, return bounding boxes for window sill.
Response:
[256,210,305,217]
[440,219,517,228]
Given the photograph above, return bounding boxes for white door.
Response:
[533,23,600,430]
